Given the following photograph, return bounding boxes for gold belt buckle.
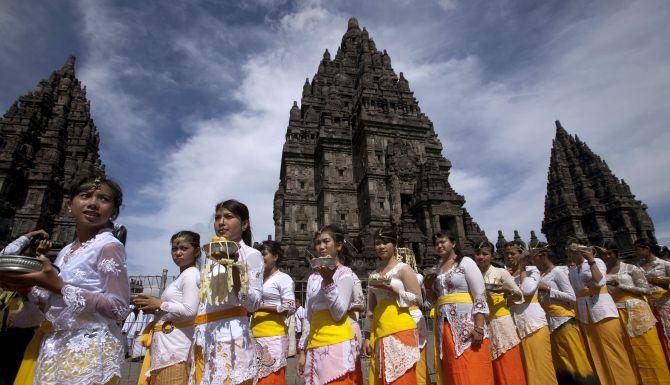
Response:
[161,321,175,334]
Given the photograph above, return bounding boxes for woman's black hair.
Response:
[215,199,252,245]
[634,238,653,250]
[69,174,123,219]
[374,226,399,245]
[171,230,201,249]
[504,240,527,252]
[257,240,284,265]
[433,231,463,264]
[601,240,619,255]
[474,240,495,255]
[171,230,201,263]
[315,224,353,266]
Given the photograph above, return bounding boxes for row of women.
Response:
[1,173,670,385]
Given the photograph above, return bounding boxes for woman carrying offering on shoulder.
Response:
[297,225,357,385]
[505,241,557,385]
[566,239,636,385]
[424,233,494,385]
[603,240,670,385]
[134,231,201,385]
[531,244,596,385]
[474,241,526,385]
[363,227,422,385]
[252,240,296,385]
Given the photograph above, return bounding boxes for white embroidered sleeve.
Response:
[549,269,576,304]
[463,257,489,315]
[298,288,312,350]
[277,277,296,315]
[323,274,353,322]
[591,259,608,287]
[0,235,29,255]
[239,249,263,312]
[53,243,130,328]
[618,265,651,296]
[160,268,200,318]
[520,267,540,298]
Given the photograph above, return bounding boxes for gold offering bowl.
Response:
[203,237,241,262]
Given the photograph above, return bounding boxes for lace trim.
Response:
[487,315,520,360]
[381,333,420,383]
[34,328,123,385]
[98,258,121,276]
[49,285,86,329]
[256,335,288,379]
[623,299,656,337]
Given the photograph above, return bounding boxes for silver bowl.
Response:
[368,278,391,286]
[310,257,336,269]
[0,255,43,274]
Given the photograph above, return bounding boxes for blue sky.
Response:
[1,0,669,274]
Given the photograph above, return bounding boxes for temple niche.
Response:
[542,121,656,260]
[274,18,487,278]
[0,56,106,249]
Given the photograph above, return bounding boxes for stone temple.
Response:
[0,56,105,249]
[541,120,656,259]
[274,18,487,276]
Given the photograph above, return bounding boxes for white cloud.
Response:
[121,0,670,273]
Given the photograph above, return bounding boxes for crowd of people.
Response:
[0,172,670,385]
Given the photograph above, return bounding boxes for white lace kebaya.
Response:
[149,265,201,375]
[28,228,130,385]
[188,241,264,385]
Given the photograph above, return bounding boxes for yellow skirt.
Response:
[520,326,557,385]
[619,308,670,385]
[550,319,597,385]
[580,318,637,385]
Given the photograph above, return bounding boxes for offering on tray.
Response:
[199,237,248,305]
[368,272,391,286]
[310,256,337,269]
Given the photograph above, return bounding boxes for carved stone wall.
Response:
[275,19,487,278]
[542,120,656,260]
[0,56,105,248]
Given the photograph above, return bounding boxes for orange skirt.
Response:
[373,329,418,385]
[492,345,526,385]
[352,358,363,385]
[440,322,494,385]
[654,308,670,368]
[257,367,286,385]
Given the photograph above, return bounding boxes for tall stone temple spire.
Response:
[542,120,656,259]
[274,18,487,276]
[0,56,105,248]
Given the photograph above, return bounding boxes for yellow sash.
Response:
[137,319,194,385]
[13,321,53,385]
[436,292,473,306]
[251,311,287,337]
[487,293,510,318]
[307,309,353,349]
[194,306,247,326]
[576,286,608,298]
[541,302,575,317]
[651,288,669,300]
[611,292,640,303]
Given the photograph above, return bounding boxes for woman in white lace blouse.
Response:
[505,240,557,385]
[474,241,526,385]
[133,230,201,385]
[189,200,264,385]
[297,225,357,385]
[0,175,130,385]
[252,240,296,385]
[362,227,422,385]
[424,232,494,385]
[531,245,596,385]
[602,240,670,385]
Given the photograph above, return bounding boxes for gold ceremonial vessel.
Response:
[309,256,337,269]
[199,236,249,305]
[367,271,391,287]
